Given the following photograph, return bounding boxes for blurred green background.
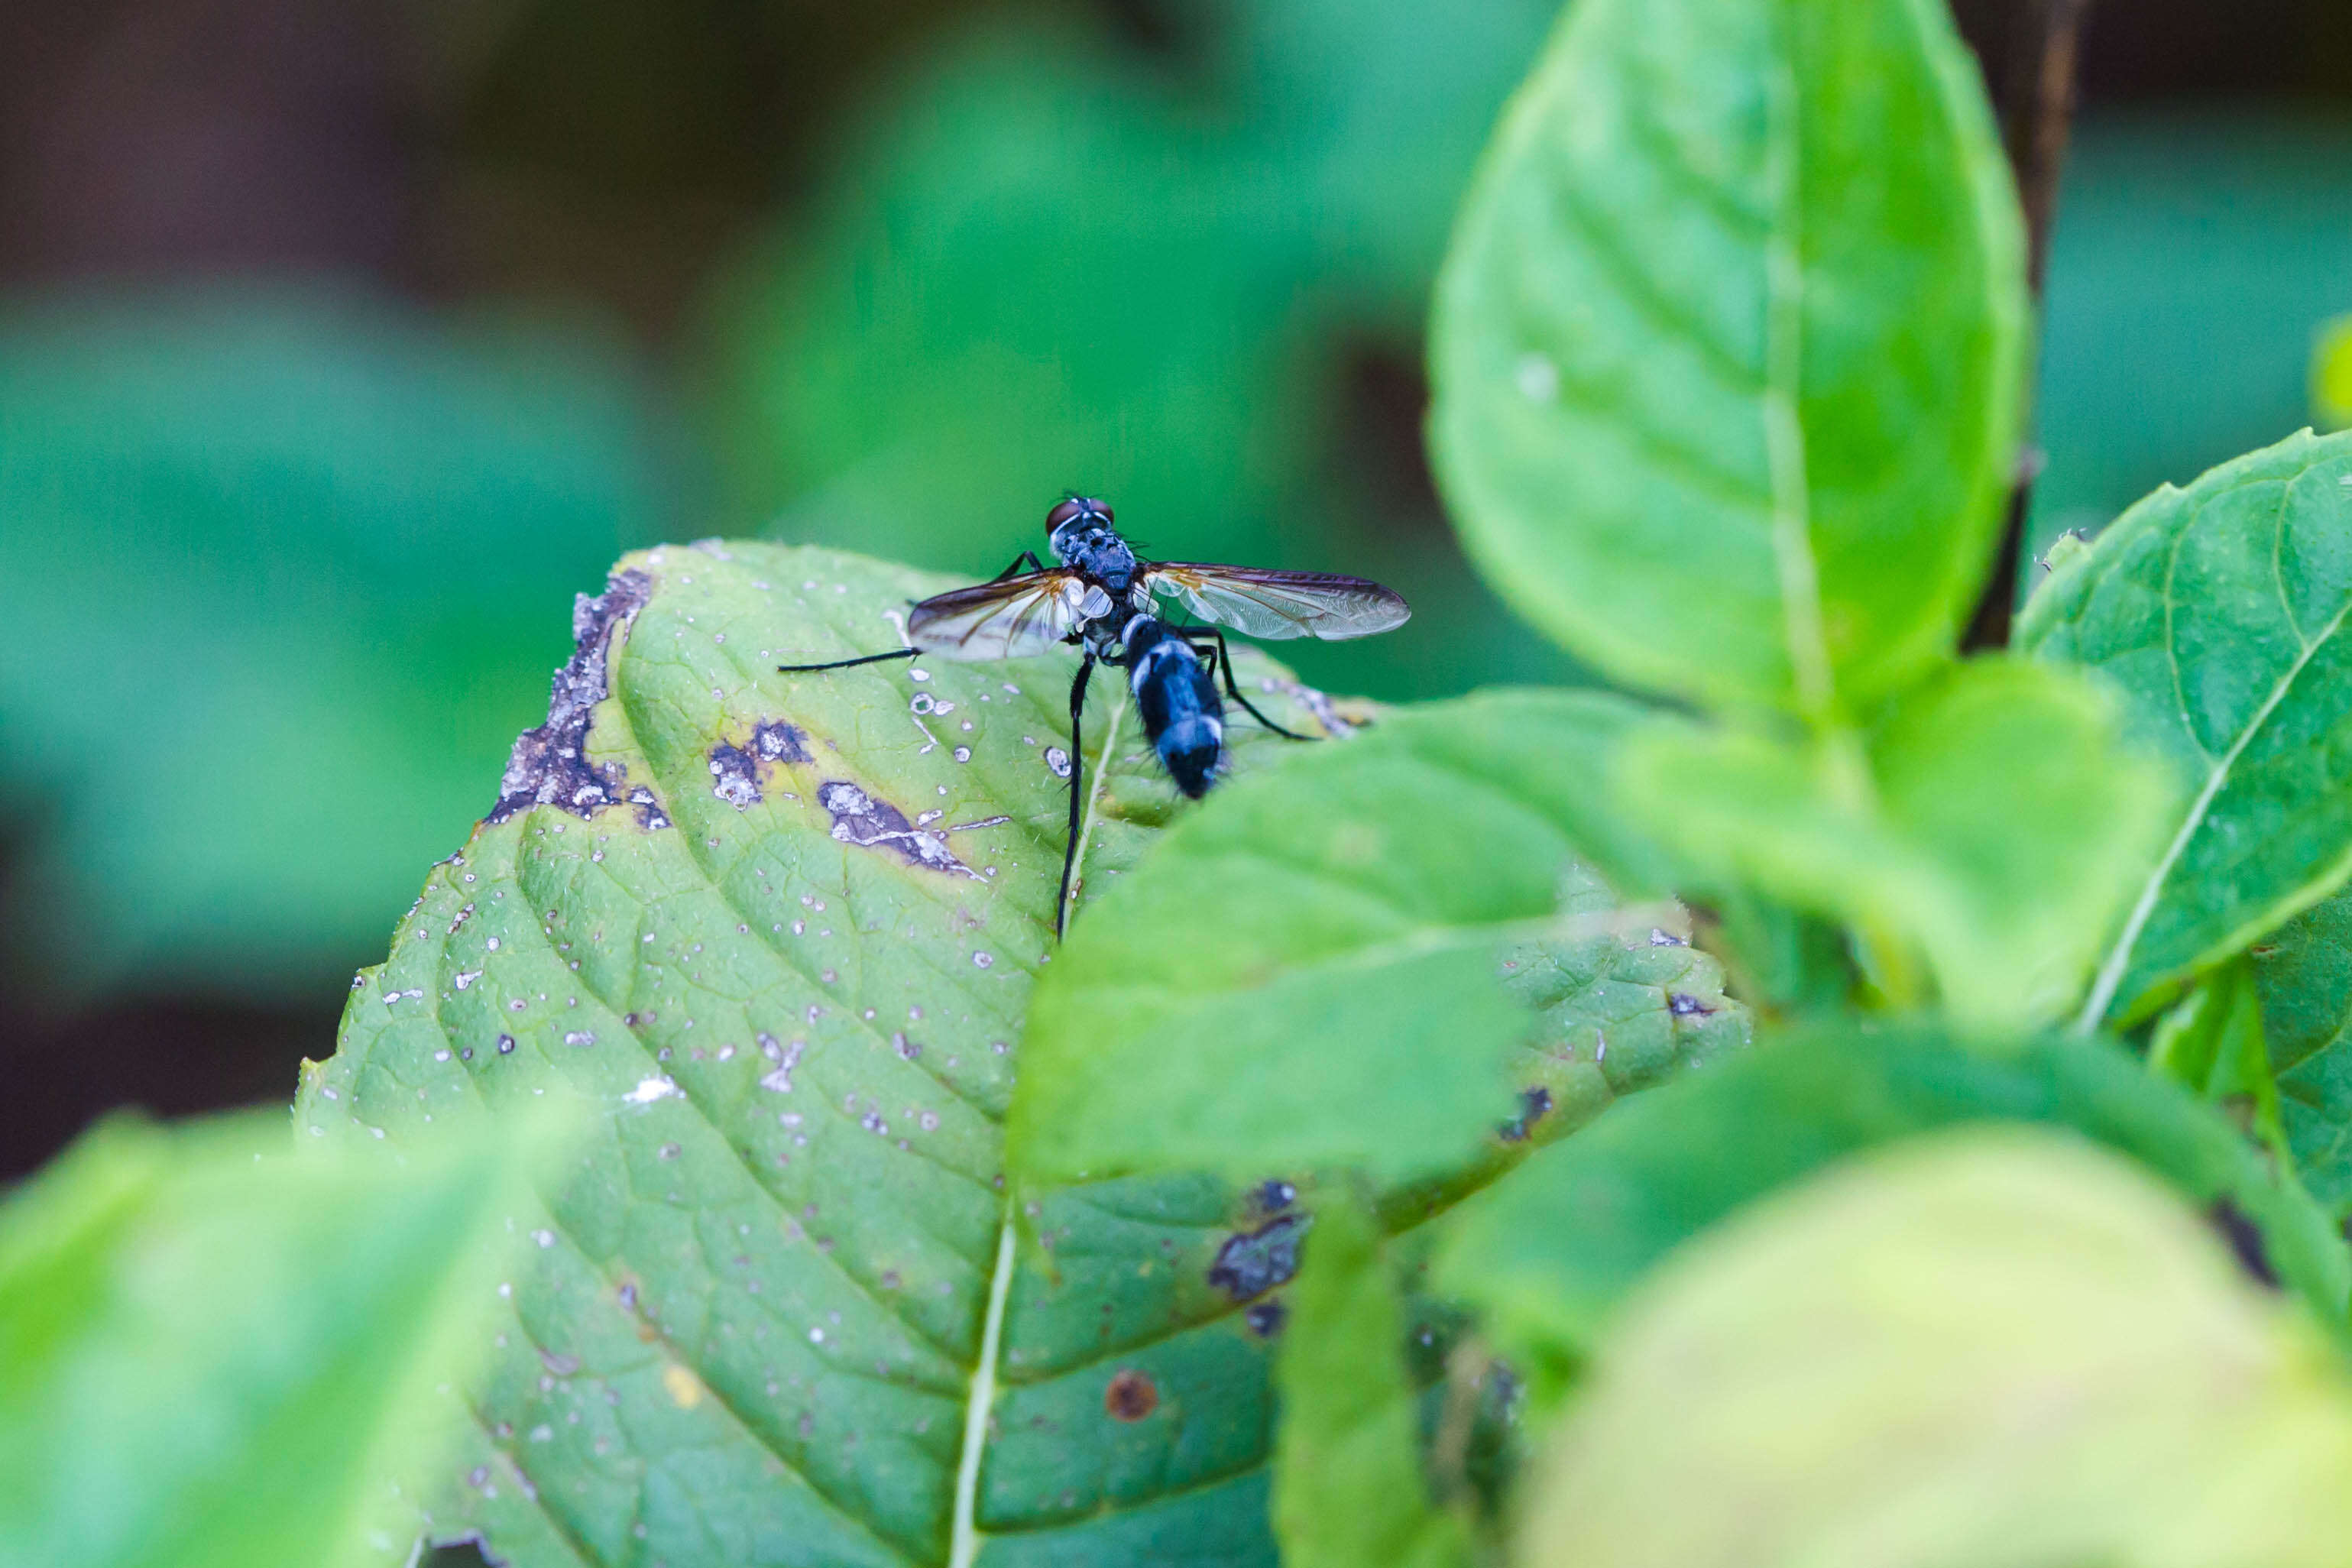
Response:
[2,0,2349,1176]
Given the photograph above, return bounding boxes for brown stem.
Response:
[1960,0,2093,652]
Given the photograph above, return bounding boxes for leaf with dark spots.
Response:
[296,541,1374,1568]
[1208,1215,1310,1304]
[488,569,655,825]
[818,779,983,879]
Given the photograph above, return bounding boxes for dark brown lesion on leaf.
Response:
[817,779,980,879]
[488,568,672,828]
[710,720,814,808]
[1103,1368,1159,1421]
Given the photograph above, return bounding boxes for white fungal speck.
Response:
[625,1077,682,1105]
[973,951,993,969]
[1044,747,1071,778]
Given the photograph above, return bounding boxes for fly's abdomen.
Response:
[1127,624,1224,799]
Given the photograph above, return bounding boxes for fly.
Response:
[776,496,1411,935]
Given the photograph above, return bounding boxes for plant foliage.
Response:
[19,0,2352,1563]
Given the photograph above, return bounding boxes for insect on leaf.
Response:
[295,542,1374,1568]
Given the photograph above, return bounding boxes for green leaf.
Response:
[1437,1021,2352,1369]
[1515,1130,2352,1568]
[1613,657,2172,1029]
[1430,0,2026,713]
[2020,427,2352,1026]
[1009,690,1746,1187]
[296,540,1376,1567]
[0,1111,531,1568]
[2253,889,2352,1217]
[2150,957,2292,1168]
[0,286,667,996]
[1272,1187,1470,1568]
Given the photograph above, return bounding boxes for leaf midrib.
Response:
[2074,572,2352,1030]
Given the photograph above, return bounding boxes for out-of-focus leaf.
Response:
[0,1111,531,1568]
[298,541,1371,1567]
[698,1,1576,703]
[0,285,670,996]
[1010,690,1741,1186]
[1515,1131,2352,1568]
[2020,428,2352,1027]
[1272,1186,1469,1568]
[2312,313,2352,432]
[1437,1022,2351,1373]
[2150,957,2290,1168]
[2255,889,2352,1218]
[1429,0,2025,712]
[1615,658,2171,1030]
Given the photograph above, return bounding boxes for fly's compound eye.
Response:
[1047,497,1088,530]
[1084,497,1113,524]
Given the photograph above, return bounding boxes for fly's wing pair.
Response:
[905,571,1115,659]
[1140,564,1410,640]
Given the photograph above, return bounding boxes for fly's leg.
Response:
[776,646,920,673]
[1182,627,1313,740]
[1055,654,1096,940]
[990,550,1048,582]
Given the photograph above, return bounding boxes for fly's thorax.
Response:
[1049,520,1139,594]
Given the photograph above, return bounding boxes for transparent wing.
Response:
[905,571,1089,660]
[1142,563,1411,641]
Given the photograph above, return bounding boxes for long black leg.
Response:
[1182,627,1312,740]
[776,646,920,673]
[1055,655,1095,940]
[990,549,1048,582]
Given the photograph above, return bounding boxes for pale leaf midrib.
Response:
[2074,592,2352,1031]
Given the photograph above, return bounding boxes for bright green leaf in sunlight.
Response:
[1615,657,2171,1029]
[1430,0,2026,713]
[701,0,1573,701]
[1272,1187,1469,1568]
[0,1111,531,1568]
[1437,1022,2350,1378]
[2253,888,2352,1219]
[0,286,668,996]
[1011,690,1748,1187]
[2021,428,2352,1027]
[1515,1132,2352,1568]
[299,542,1385,1567]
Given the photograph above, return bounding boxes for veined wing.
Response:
[1141,563,1411,640]
[905,570,1107,660]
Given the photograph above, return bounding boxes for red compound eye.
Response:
[1047,496,1113,530]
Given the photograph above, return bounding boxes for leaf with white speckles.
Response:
[298,541,1387,1568]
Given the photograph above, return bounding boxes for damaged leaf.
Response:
[296,541,1371,1567]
